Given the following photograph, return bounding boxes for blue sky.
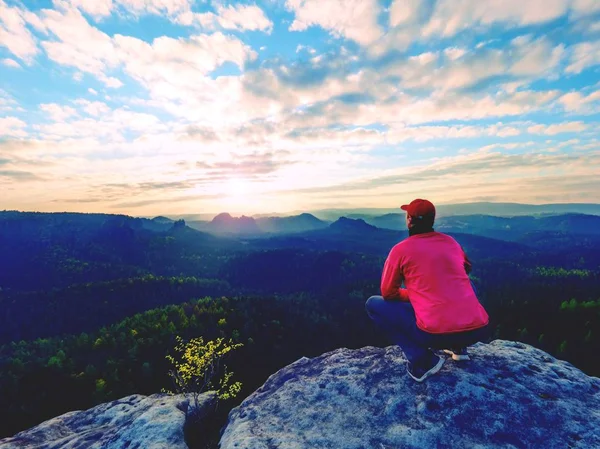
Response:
[1,0,599,216]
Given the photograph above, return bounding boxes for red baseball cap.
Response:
[401,198,436,218]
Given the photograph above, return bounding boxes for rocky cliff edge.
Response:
[220,340,600,449]
[2,341,599,449]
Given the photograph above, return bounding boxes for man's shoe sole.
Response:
[443,349,471,361]
[407,356,445,382]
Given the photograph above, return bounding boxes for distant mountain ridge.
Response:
[363,213,600,241]
[256,213,328,234]
[212,212,261,234]
[179,205,600,240]
[157,202,600,225]
[329,217,378,233]
[299,202,600,221]
[186,212,328,235]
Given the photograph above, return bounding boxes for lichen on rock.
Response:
[220,340,600,449]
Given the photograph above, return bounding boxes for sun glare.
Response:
[225,178,249,199]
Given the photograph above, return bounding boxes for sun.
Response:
[220,178,266,213]
[225,178,249,199]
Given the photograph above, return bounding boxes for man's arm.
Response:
[380,248,410,301]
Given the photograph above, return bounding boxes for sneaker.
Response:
[443,348,470,361]
[407,354,445,382]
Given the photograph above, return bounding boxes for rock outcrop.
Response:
[3,342,598,449]
[0,392,215,449]
[220,340,600,449]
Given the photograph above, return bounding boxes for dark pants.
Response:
[365,295,490,365]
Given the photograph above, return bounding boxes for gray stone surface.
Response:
[0,392,215,449]
[220,340,600,449]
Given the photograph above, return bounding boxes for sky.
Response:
[1,0,599,217]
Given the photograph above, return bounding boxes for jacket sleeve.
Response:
[462,247,472,274]
[380,247,410,301]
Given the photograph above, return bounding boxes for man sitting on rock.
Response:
[366,198,490,382]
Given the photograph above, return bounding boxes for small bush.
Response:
[164,336,243,407]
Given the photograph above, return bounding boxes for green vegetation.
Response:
[534,266,593,279]
[560,298,600,310]
[0,275,232,343]
[165,336,243,402]
[1,284,599,440]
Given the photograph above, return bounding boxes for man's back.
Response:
[382,231,489,334]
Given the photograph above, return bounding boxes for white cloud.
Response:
[40,103,78,121]
[558,92,583,111]
[389,0,423,27]
[35,107,165,140]
[0,0,39,63]
[66,0,114,18]
[115,0,191,16]
[286,0,382,46]
[296,44,317,54]
[285,150,600,210]
[566,41,600,74]
[443,47,467,60]
[236,41,565,129]
[176,4,272,33]
[386,123,509,143]
[571,0,600,15]
[176,10,213,27]
[21,8,47,33]
[114,32,254,78]
[495,126,521,137]
[423,0,570,38]
[0,116,27,137]
[410,51,437,65]
[273,87,561,130]
[40,5,119,75]
[214,4,272,33]
[275,126,384,149]
[110,33,256,125]
[99,74,124,88]
[75,99,111,116]
[588,21,600,33]
[2,0,600,216]
[527,121,588,135]
[173,118,583,153]
[0,89,18,112]
[111,109,164,132]
[39,5,216,91]
[431,50,505,91]
[0,136,105,157]
[401,90,560,124]
[476,142,534,153]
[384,36,564,93]
[509,37,565,76]
[1,58,21,68]
[559,90,600,112]
[61,0,206,22]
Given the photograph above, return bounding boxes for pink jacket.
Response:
[381,232,489,334]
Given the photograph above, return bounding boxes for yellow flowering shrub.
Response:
[164,335,243,402]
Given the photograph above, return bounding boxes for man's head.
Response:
[401,198,436,232]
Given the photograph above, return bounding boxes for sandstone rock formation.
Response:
[3,341,598,449]
[220,340,600,449]
[0,392,215,449]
